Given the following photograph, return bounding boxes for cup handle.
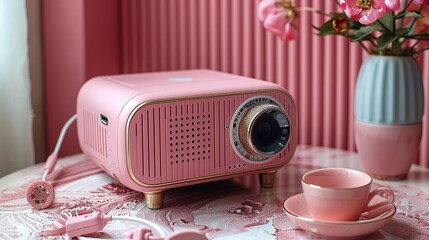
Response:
[366,186,395,211]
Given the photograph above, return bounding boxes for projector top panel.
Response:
[89,70,282,95]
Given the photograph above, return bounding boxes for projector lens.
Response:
[252,114,280,150]
[238,104,290,158]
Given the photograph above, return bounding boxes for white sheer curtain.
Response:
[0,0,34,177]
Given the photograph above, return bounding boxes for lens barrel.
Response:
[238,104,290,159]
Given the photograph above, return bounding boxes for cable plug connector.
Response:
[65,211,112,238]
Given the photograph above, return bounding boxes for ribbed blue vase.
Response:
[354,56,425,180]
[355,56,424,125]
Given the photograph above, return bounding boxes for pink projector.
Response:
[77,70,297,209]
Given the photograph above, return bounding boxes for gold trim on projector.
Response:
[125,89,297,188]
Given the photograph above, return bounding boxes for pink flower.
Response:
[258,0,278,21]
[384,0,401,11]
[283,22,298,41]
[340,0,401,25]
[258,0,298,41]
[257,0,429,55]
[412,0,429,5]
[332,17,351,34]
[408,0,429,11]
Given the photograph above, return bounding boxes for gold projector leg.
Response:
[259,171,276,188]
[144,190,166,209]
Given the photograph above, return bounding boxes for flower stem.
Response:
[368,35,378,48]
[404,0,414,11]
[391,11,401,55]
[296,6,331,17]
[411,40,421,50]
[358,41,370,53]
[415,47,429,54]
[376,20,392,34]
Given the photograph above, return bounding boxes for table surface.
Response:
[1,145,429,239]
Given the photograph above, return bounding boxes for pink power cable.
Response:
[26,114,77,209]
[42,210,207,240]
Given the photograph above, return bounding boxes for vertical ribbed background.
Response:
[119,0,429,167]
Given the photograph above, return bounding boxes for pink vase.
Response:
[355,121,422,180]
[354,56,424,180]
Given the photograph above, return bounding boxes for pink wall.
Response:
[43,0,429,166]
[43,0,121,157]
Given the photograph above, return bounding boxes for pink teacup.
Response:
[301,168,394,221]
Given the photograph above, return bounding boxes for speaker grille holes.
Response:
[168,114,213,165]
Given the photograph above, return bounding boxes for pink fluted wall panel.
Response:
[43,0,121,157]
[118,0,429,166]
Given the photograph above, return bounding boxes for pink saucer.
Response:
[283,193,396,239]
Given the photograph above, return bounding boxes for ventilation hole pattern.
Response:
[167,114,214,165]
[82,109,108,157]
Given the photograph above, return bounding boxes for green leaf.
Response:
[396,28,411,36]
[330,12,347,18]
[315,18,337,36]
[397,11,424,19]
[405,12,424,18]
[376,28,409,50]
[378,12,393,29]
[315,12,352,36]
[376,34,395,50]
[403,32,429,40]
[351,26,379,41]
[349,20,364,30]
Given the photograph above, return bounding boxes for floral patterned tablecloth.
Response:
[1,146,428,239]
